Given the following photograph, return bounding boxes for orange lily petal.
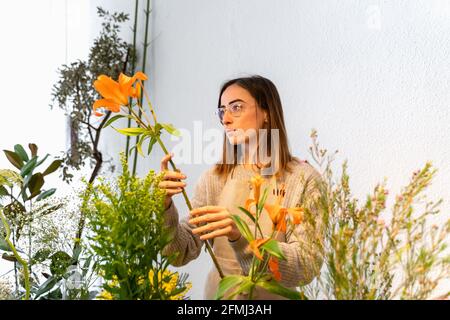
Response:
[245,199,257,215]
[268,257,282,281]
[133,71,148,81]
[249,238,270,261]
[130,82,142,99]
[250,175,264,202]
[119,73,133,86]
[287,207,304,225]
[93,99,121,113]
[94,76,129,106]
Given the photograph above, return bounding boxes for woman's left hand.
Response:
[189,206,241,242]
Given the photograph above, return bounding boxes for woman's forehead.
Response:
[220,84,254,105]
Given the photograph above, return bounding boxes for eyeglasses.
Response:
[215,103,244,123]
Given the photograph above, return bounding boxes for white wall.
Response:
[92,0,450,299]
[0,0,90,283]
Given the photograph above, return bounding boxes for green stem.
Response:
[28,199,32,275]
[132,0,151,176]
[153,135,225,278]
[10,186,19,295]
[125,0,140,161]
[0,209,30,300]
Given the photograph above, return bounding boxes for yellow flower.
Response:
[148,269,191,300]
[93,71,148,116]
[97,290,113,300]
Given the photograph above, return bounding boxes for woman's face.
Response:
[219,84,267,145]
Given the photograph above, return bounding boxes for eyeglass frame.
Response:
[215,100,250,124]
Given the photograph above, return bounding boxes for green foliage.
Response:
[51,7,136,183]
[300,130,450,300]
[84,154,190,300]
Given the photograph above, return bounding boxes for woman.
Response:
[160,75,323,299]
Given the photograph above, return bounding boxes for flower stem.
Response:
[0,209,30,300]
[125,0,140,161]
[153,134,225,278]
[132,0,152,176]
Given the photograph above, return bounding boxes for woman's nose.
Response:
[222,109,233,124]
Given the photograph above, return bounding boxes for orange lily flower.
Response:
[268,257,282,281]
[93,71,148,116]
[244,175,265,215]
[249,238,270,261]
[263,184,304,232]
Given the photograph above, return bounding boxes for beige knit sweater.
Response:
[163,158,324,299]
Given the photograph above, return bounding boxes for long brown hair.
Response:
[214,75,298,179]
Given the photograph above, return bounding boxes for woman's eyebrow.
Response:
[220,99,245,107]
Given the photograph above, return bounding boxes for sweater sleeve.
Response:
[162,169,211,267]
[230,164,325,287]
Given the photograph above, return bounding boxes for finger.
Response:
[161,153,173,171]
[191,218,233,235]
[165,188,183,196]
[189,212,229,225]
[200,226,233,241]
[159,181,186,189]
[190,206,227,217]
[163,171,186,181]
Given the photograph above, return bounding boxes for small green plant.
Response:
[0,143,62,299]
[84,154,190,300]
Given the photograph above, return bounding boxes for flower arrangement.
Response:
[215,175,308,300]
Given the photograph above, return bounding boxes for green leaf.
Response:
[226,278,256,300]
[102,114,125,129]
[2,253,17,262]
[137,134,151,157]
[72,244,82,262]
[3,150,24,170]
[0,186,8,197]
[256,280,305,300]
[20,156,37,177]
[28,143,38,157]
[34,276,59,299]
[0,169,23,187]
[14,144,29,162]
[258,187,270,212]
[50,251,72,276]
[0,238,11,252]
[147,137,157,155]
[35,154,50,168]
[28,173,45,199]
[42,160,62,176]
[32,248,52,264]
[238,206,256,224]
[3,201,26,219]
[161,123,181,137]
[261,239,286,260]
[215,275,244,300]
[22,172,33,190]
[36,188,56,202]
[114,127,147,136]
[230,215,254,243]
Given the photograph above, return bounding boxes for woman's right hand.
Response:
[159,153,187,210]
